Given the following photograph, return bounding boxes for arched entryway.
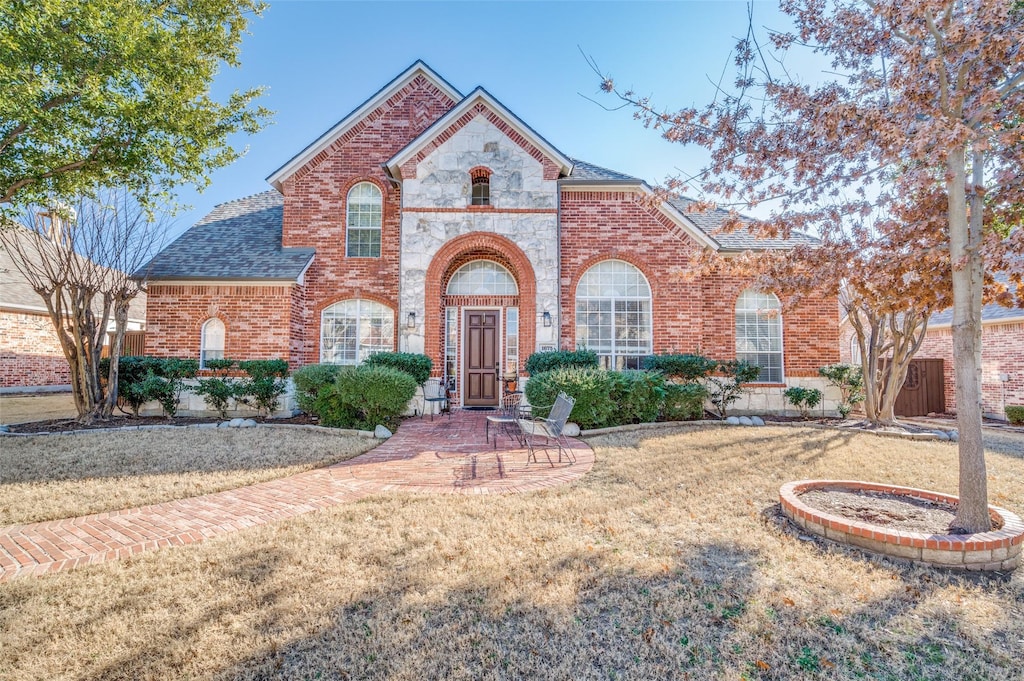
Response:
[424,233,537,407]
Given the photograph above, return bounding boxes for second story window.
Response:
[346,182,382,257]
[470,167,491,206]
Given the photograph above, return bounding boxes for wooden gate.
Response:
[894,359,945,417]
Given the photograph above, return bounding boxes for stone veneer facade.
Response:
[144,63,840,413]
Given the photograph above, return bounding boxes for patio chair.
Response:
[422,377,455,421]
[485,390,524,448]
[517,391,576,466]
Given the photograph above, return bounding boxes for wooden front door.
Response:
[894,359,946,417]
[464,310,500,406]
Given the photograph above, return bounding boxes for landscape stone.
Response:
[0,425,9,433]
[751,416,766,426]
[217,421,232,428]
[562,422,581,437]
[374,425,393,439]
[229,418,245,428]
[726,416,740,425]
[932,430,950,441]
[948,430,959,442]
[240,419,257,428]
[738,416,754,426]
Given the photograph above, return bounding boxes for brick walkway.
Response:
[0,410,593,582]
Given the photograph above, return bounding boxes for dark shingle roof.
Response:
[565,158,641,182]
[929,272,1023,326]
[669,197,819,250]
[141,191,314,281]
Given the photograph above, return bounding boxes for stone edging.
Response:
[0,423,376,438]
[580,419,960,442]
[780,480,1024,571]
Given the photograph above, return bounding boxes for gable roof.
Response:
[564,158,641,183]
[266,61,462,190]
[668,198,820,251]
[140,191,314,281]
[384,87,574,180]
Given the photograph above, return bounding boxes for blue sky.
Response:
[171,0,806,238]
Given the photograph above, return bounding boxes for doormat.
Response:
[460,406,497,412]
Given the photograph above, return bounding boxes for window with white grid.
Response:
[346,182,382,258]
[321,299,394,364]
[575,260,652,370]
[735,290,784,383]
[200,318,225,368]
[446,260,518,295]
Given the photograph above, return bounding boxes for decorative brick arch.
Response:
[564,254,656,352]
[424,232,537,377]
[313,291,399,364]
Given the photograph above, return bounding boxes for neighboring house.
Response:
[142,62,839,411]
[1,228,147,391]
[839,273,1024,419]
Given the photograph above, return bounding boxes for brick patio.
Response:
[0,410,593,582]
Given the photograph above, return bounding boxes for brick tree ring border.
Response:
[779,481,1024,571]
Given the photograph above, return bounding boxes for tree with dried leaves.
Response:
[600,0,1023,532]
[0,0,270,208]
[0,190,169,422]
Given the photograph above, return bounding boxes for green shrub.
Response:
[154,358,199,417]
[783,386,824,419]
[662,382,709,421]
[643,354,717,382]
[364,352,433,385]
[524,349,599,375]
[608,370,665,425]
[524,367,614,429]
[194,359,239,418]
[706,360,761,419]
[292,363,344,415]
[1006,406,1024,425]
[819,363,864,419]
[322,364,418,430]
[105,356,163,416]
[236,359,289,417]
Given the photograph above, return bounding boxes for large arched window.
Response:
[346,182,382,258]
[200,318,225,368]
[321,299,394,364]
[575,260,652,370]
[446,260,518,295]
[735,290,783,383]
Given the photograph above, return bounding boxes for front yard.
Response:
[1,426,1022,680]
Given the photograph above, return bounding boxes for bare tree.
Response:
[0,189,169,422]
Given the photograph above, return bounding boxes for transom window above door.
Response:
[575,260,652,370]
[346,182,382,258]
[446,260,518,296]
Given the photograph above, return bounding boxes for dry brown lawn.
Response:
[0,429,377,525]
[1,426,1022,680]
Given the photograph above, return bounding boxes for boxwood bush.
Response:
[524,366,614,430]
[364,352,433,385]
[608,370,666,425]
[236,359,289,416]
[292,363,344,415]
[321,364,418,430]
[524,349,599,375]
[1006,405,1024,425]
[661,382,709,421]
[642,353,717,382]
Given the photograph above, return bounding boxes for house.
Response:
[142,62,839,412]
[839,273,1024,419]
[1,227,147,391]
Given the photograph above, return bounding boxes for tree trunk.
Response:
[950,147,990,533]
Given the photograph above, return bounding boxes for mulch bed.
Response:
[6,413,321,434]
[799,488,961,534]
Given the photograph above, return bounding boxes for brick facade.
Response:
[144,63,841,410]
[0,310,70,389]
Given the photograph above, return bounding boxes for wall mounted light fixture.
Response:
[542,311,552,328]
[407,312,416,329]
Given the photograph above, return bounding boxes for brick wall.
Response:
[279,75,457,366]
[0,310,70,388]
[145,284,300,364]
[559,190,839,378]
[917,321,1024,417]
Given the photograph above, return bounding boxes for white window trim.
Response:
[735,290,785,383]
[320,299,395,365]
[200,318,225,369]
[446,260,519,296]
[345,181,383,258]
[574,260,653,370]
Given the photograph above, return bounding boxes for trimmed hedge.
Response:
[364,352,433,386]
[235,359,289,416]
[321,364,418,430]
[524,367,615,429]
[292,363,344,415]
[642,354,717,382]
[608,370,665,425]
[662,382,708,421]
[524,349,599,375]
[1006,406,1024,425]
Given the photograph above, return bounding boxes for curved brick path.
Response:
[0,411,593,582]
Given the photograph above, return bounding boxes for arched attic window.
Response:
[735,290,784,383]
[470,167,491,206]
